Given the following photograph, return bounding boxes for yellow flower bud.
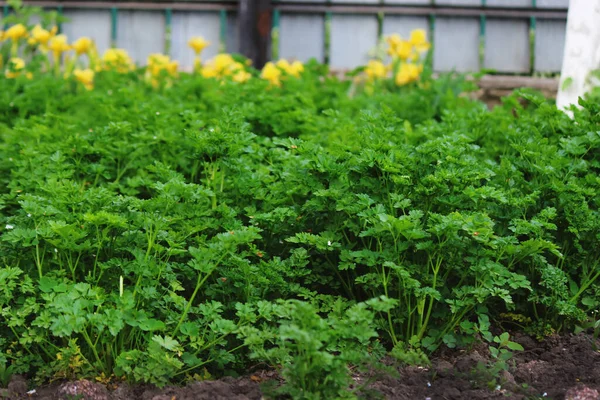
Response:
[188,36,210,55]
[276,59,304,78]
[364,60,387,81]
[31,25,54,46]
[74,68,95,90]
[5,57,26,79]
[232,69,251,83]
[409,29,431,53]
[261,61,281,86]
[5,24,28,42]
[48,34,71,59]
[395,63,421,86]
[72,37,93,55]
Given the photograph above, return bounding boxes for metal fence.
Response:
[1,1,569,73]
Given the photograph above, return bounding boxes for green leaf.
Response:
[561,76,573,91]
[138,318,166,332]
[507,341,524,351]
[151,335,180,351]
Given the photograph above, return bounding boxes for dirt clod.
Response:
[434,360,454,378]
[565,385,600,400]
[7,375,28,396]
[454,350,486,373]
[57,379,109,400]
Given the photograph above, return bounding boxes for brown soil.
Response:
[2,333,599,400]
[366,333,600,400]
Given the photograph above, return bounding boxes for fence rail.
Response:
[1,0,569,74]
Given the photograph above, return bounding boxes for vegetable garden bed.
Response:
[2,4,600,399]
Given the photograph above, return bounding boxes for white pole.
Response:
[556,0,600,110]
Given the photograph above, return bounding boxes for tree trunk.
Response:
[238,0,272,69]
[557,0,600,110]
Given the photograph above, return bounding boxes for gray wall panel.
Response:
[279,14,325,62]
[117,10,165,65]
[433,17,480,72]
[537,0,569,7]
[330,14,378,69]
[435,0,481,6]
[487,0,531,7]
[484,18,530,72]
[331,0,379,3]
[534,19,566,72]
[382,0,430,3]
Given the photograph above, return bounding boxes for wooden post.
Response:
[556,0,600,110]
[238,0,272,69]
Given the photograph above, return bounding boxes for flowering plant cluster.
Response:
[2,22,430,93]
[362,28,431,86]
[0,22,129,89]
[0,22,309,90]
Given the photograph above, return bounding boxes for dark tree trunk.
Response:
[238,0,272,69]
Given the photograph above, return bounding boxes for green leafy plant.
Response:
[245,299,383,400]
[473,332,524,390]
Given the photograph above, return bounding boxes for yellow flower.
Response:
[5,24,28,42]
[5,57,25,79]
[213,54,235,74]
[201,66,218,78]
[166,60,178,77]
[102,48,134,73]
[48,34,71,60]
[74,68,95,90]
[145,54,178,88]
[200,54,242,79]
[0,30,4,42]
[364,59,387,81]
[232,69,251,83]
[261,61,281,86]
[188,36,210,55]
[146,53,178,78]
[287,61,304,77]
[386,34,402,56]
[276,59,304,78]
[232,62,245,73]
[72,37,93,55]
[276,59,290,71]
[395,63,420,86]
[396,40,414,61]
[31,25,55,46]
[409,29,431,53]
[147,53,168,73]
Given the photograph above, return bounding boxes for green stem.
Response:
[34,244,43,279]
[381,264,398,345]
[81,328,104,373]
[172,253,227,336]
[571,265,600,304]
[418,256,442,340]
